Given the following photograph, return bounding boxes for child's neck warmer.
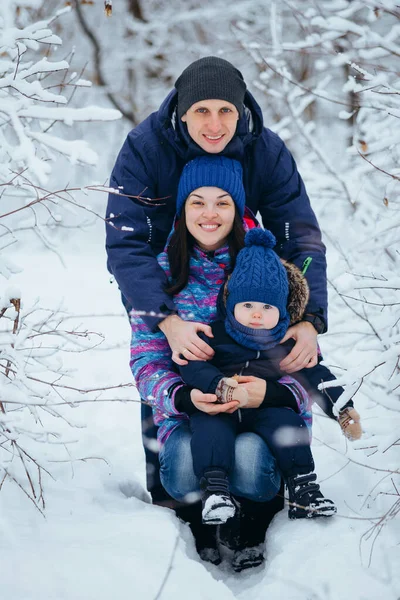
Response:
[225,310,290,351]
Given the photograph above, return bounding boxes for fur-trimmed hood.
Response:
[220,259,309,326]
[283,259,309,325]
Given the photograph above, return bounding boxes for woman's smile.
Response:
[199,223,220,231]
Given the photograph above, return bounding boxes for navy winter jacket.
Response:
[106,89,327,330]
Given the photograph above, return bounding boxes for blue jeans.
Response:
[190,408,312,479]
[159,422,281,502]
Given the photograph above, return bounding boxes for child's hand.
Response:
[338,408,362,441]
[190,389,239,415]
[216,377,248,407]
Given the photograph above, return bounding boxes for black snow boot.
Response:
[232,545,265,572]
[200,469,236,526]
[218,504,241,551]
[221,486,285,572]
[230,498,267,572]
[218,502,266,570]
[195,525,222,566]
[176,501,221,565]
[286,472,337,519]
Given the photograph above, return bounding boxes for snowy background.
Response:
[1,1,399,599]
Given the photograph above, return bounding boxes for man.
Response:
[106,56,326,369]
[105,56,327,567]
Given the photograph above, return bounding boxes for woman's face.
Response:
[185,187,236,251]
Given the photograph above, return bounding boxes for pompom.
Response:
[245,228,276,248]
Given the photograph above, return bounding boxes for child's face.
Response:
[234,301,280,330]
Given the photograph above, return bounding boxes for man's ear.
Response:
[181,113,187,122]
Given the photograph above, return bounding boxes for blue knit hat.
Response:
[176,156,245,217]
[227,229,289,316]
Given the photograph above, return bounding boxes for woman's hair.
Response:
[165,208,245,296]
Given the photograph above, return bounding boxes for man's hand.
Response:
[158,314,214,366]
[279,321,318,374]
[235,375,267,408]
[190,389,239,414]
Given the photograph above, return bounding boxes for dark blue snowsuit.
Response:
[179,320,349,480]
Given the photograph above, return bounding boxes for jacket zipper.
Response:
[238,352,260,421]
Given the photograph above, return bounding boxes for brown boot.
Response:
[338,408,362,441]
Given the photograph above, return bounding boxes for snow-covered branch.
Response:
[0,6,124,509]
[0,288,134,510]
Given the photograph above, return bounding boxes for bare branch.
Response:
[74,0,136,124]
[153,534,180,600]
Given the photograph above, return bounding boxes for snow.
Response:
[202,494,236,525]
[311,15,366,36]
[18,106,121,122]
[0,244,237,600]
[1,2,399,598]
[0,218,398,600]
[29,131,98,165]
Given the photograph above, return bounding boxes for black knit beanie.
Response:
[175,56,247,120]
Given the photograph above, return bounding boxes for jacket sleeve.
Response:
[179,360,224,395]
[258,134,328,330]
[297,362,352,419]
[130,310,184,419]
[105,132,176,331]
[260,381,299,412]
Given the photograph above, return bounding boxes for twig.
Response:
[357,151,400,181]
[73,0,136,124]
[360,497,400,567]
[153,534,180,600]
[312,435,398,474]
[286,97,355,209]
[259,56,389,113]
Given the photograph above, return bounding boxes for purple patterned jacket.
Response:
[130,226,311,445]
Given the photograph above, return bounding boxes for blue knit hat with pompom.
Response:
[176,156,245,217]
[227,228,289,316]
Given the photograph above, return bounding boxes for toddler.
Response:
[179,228,362,524]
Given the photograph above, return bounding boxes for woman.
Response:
[130,156,310,571]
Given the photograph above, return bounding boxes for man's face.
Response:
[181,99,239,153]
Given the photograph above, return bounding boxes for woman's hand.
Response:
[158,315,214,365]
[190,389,239,415]
[279,321,318,373]
[235,375,267,408]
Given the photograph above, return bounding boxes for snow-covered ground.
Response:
[1,1,399,596]
[2,216,399,600]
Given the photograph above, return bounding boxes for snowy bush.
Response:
[0,3,123,508]
[235,0,400,405]
[234,0,400,561]
[0,2,398,595]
